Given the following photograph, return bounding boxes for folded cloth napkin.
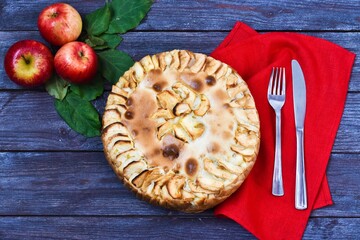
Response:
[211,22,355,240]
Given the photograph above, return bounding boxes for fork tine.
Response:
[268,67,275,95]
[273,67,279,95]
[282,67,286,95]
[277,67,282,95]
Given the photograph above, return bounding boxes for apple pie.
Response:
[101,50,260,213]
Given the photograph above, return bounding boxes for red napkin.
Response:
[211,22,355,240]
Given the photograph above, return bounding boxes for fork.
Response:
[267,67,286,196]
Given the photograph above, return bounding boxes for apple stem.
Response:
[21,55,30,64]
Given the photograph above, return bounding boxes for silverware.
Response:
[292,59,307,210]
[267,67,286,196]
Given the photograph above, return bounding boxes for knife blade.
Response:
[291,59,307,210]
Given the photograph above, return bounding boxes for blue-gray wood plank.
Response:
[0,0,359,239]
[1,217,359,239]
[1,31,360,91]
[0,152,358,217]
[1,91,359,152]
[1,0,359,31]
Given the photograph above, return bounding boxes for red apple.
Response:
[4,40,54,87]
[38,3,82,46]
[54,41,98,84]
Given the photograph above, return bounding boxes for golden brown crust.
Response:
[101,50,260,213]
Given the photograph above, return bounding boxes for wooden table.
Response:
[1,1,359,238]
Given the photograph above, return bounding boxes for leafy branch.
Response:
[46,0,153,137]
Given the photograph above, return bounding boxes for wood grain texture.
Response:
[0,93,102,151]
[1,31,359,91]
[0,91,359,152]
[1,0,360,31]
[0,216,359,239]
[0,152,358,217]
[1,0,360,238]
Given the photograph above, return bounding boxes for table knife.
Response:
[291,59,307,210]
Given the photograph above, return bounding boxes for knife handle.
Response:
[295,128,307,210]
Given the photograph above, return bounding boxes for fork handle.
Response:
[295,128,307,210]
[272,110,284,196]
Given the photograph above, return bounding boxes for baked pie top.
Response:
[102,50,260,212]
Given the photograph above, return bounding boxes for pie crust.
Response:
[101,50,260,213]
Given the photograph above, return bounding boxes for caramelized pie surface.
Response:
[102,50,260,212]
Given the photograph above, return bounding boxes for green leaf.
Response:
[99,33,123,49]
[107,0,153,34]
[89,35,105,46]
[84,3,112,36]
[97,49,134,84]
[85,38,96,48]
[87,34,123,51]
[70,74,104,101]
[93,45,111,51]
[55,91,101,137]
[45,75,70,100]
